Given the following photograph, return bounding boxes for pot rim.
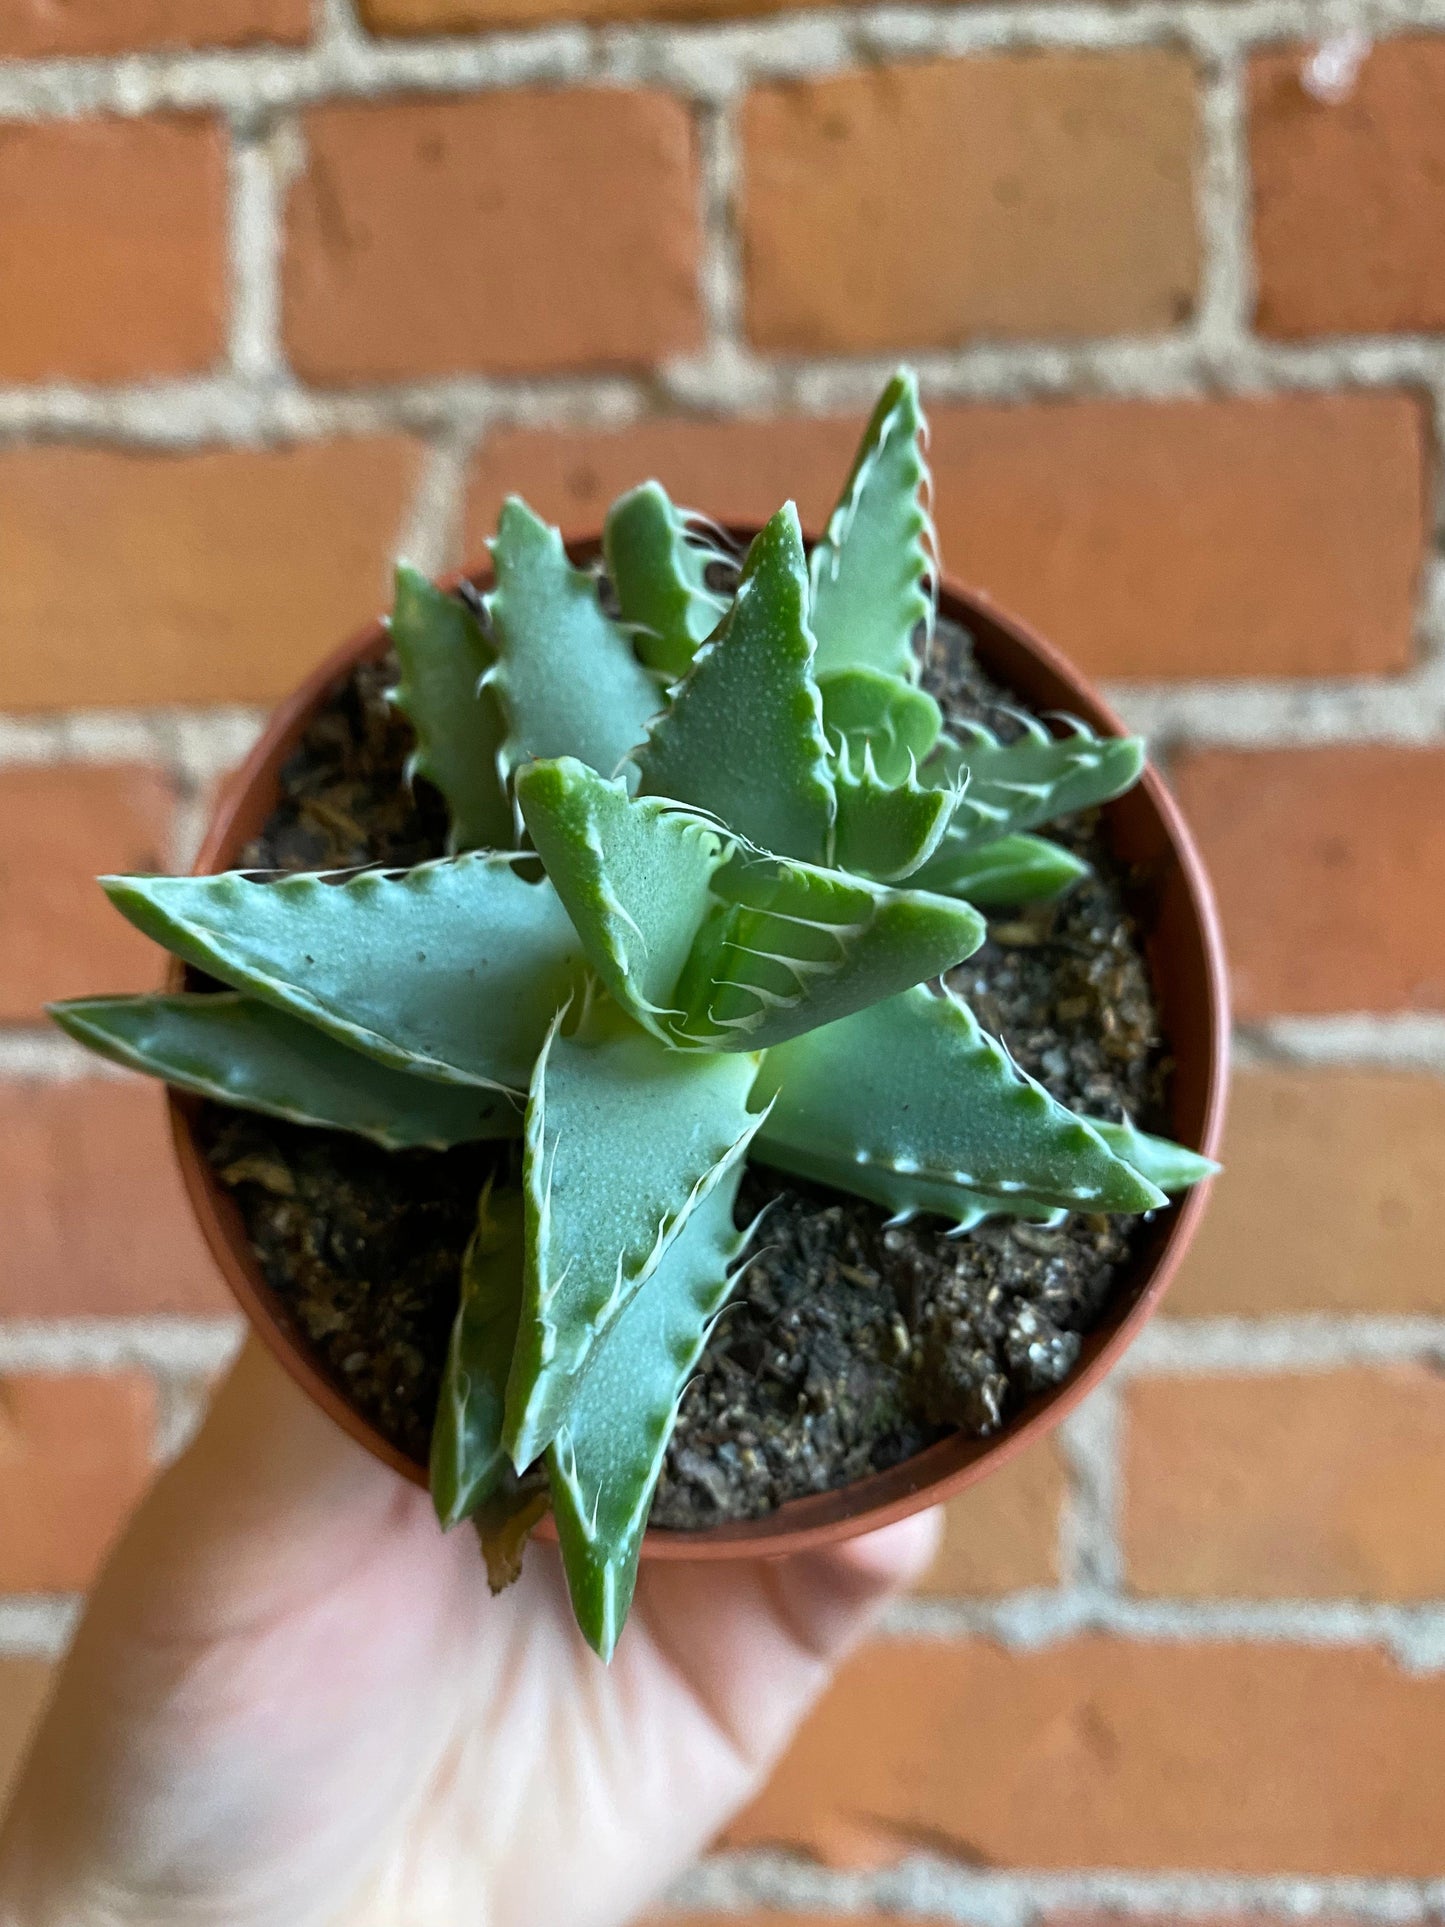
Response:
[169,530,1230,1562]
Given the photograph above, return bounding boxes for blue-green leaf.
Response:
[818,667,942,786]
[101,855,582,1093]
[515,758,731,1042]
[49,992,520,1149]
[672,852,984,1050]
[486,497,661,788]
[752,986,1167,1217]
[633,504,835,863]
[431,1184,526,1529]
[810,369,933,682]
[923,716,1145,849]
[1089,1117,1219,1194]
[603,481,732,679]
[549,1169,750,1660]
[913,832,1089,906]
[388,563,511,854]
[830,748,959,882]
[504,992,762,1469]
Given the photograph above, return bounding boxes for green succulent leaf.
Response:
[432,1184,527,1529]
[810,369,933,683]
[49,992,521,1149]
[818,667,943,786]
[515,758,731,1041]
[504,991,762,1469]
[830,748,959,883]
[603,481,732,680]
[486,497,661,788]
[388,563,511,854]
[1089,1117,1220,1194]
[101,855,582,1094]
[913,832,1090,906]
[752,986,1168,1217]
[924,715,1145,850]
[633,504,835,863]
[549,1169,750,1661]
[672,851,985,1050]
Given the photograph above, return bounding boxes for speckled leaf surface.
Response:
[48,992,521,1149]
[603,481,731,679]
[503,993,761,1468]
[101,855,583,1093]
[1090,1116,1220,1193]
[810,369,933,682]
[548,1169,749,1660]
[752,986,1167,1217]
[672,852,985,1050]
[633,505,835,862]
[516,758,730,1041]
[432,1185,527,1528]
[913,832,1090,906]
[388,563,512,853]
[818,667,942,786]
[924,716,1145,850]
[486,497,661,786]
[830,750,959,882]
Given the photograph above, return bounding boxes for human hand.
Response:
[0,1339,938,1927]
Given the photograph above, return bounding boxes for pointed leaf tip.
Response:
[388,562,512,854]
[486,496,661,788]
[811,369,933,683]
[603,479,732,679]
[632,504,835,863]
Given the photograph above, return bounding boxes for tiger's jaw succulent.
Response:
[53,366,1217,1661]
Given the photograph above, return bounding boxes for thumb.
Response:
[631,1510,941,1773]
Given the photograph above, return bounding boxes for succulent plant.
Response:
[53,368,1216,1660]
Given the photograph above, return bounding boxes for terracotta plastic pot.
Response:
[171,531,1229,1561]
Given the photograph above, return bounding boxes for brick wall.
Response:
[3,2,1445,1919]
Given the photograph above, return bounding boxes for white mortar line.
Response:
[1131,1314,1445,1372]
[881,1587,1445,1672]
[1,332,1441,449]
[0,1319,243,1376]
[3,0,1445,122]
[397,430,477,575]
[1242,1013,1445,1072]
[1056,1381,1123,1591]
[1193,42,1252,366]
[673,1854,1445,1925]
[0,1599,81,1662]
[226,116,291,384]
[0,1030,129,1080]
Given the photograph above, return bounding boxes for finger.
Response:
[631,1509,941,1775]
[97,1338,440,1643]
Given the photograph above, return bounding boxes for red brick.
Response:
[1251,36,1445,338]
[733,1637,1445,1873]
[740,52,1198,353]
[0,1374,156,1592]
[1169,1067,1445,1317]
[0,1080,229,1319]
[649,1918,939,1927]
[0,439,423,711]
[1172,746,1445,1018]
[1124,1368,1445,1602]
[360,0,771,21]
[464,391,1426,680]
[915,1436,1064,1596]
[0,1661,53,1810]
[0,766,174,1021]
[283,91,701,384]
[0,0,307,56]
[0,117,226,383]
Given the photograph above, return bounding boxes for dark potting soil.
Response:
[203,617,1168,1523]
